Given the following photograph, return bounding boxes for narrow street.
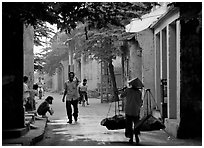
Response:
[34,92,201,146]
[2,3,202,146]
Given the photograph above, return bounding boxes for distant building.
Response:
[49,31,123,100]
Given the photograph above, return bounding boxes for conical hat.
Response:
[128,77,144,88]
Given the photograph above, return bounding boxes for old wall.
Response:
[128,39,142,81]
[137,29,155,97]
[82,56,101,91]
[113,57,123,89]
[43,73,52,90]
[127,29,155,114]
[23,25,34,88]
[52,69,58,92]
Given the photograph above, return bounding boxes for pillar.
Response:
[81,54,85,81]
[167,23,177,119]
[176,20,181,121]
[161,29,167,79]
[2,13,25,131]
[154,33,161,109]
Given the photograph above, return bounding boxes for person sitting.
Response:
[37,96,54,118]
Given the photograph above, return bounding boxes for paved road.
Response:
[35,92,202,146]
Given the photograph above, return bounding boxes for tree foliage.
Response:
[34,22,56,46]
[42,32,71,75]
[3,2,156,96]
[34,54,45,71]
[3,2,157,44]
[73,25,137,101]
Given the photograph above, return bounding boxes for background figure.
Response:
[30,84,38,110]
[78,79,89,105]
[37,77,44,99]
[62,72,79,124]
[37,96,54,118]
[26,84,39,111]
[120,78,143,144]
[23,76,31,111]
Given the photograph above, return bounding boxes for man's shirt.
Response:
[78,82,88,92]
[64,79,79,101]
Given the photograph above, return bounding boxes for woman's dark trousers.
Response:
[125,115,140,140]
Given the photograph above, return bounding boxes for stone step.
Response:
[2,127,29,139]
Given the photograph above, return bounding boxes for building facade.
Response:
[151,7,181,137]
[151,5,202,138]
[125,3,202,138]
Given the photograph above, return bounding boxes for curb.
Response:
[29,118,48,145]
[2,118,48,146]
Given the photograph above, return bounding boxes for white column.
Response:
[176,20,181,121]
[81,54,85,81]
[160,31,163,79]
[167,23,177,119]
[73,57,77,75]
[161,29,167,79]
[154,33,161,108]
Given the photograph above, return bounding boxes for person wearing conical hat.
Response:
[120,77,144,144]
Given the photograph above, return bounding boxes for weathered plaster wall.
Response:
[61,60,69,83]
[83,57,101,91]
[52,69,58,92]
[23,25,34,88]
[43,73,52,89]
[128,40,142,81]
[126,29,155,116]
[113,57,123,88]
[137,29,155,97]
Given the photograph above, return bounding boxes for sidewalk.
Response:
[2,98,48,146]
[2,118,47,146]
[2,92,202,146]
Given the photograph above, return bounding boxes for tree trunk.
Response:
[108,60,119,102]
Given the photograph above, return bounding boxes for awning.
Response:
[125,6,168,33]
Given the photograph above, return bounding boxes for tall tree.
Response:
[3,2,156,100]
[3,2,156,42]
[41,32,71,75]
[74,26,135,101]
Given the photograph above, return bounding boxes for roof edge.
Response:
[150,6,180,29]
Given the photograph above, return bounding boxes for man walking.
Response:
[62,72,79,124]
